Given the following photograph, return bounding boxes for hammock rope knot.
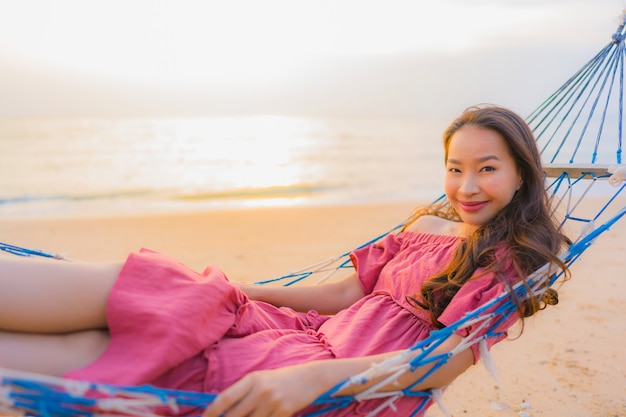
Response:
[608,164,626,185]
[611,11,626,43]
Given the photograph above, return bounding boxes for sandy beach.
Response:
[0,201,624,416]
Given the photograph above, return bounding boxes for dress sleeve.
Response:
[349,233,403,295]
[437,262,521,364]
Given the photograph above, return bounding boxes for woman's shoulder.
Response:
[404,215,466,237]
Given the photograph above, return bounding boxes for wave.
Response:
[0,190,155,205]
[0,183,342,206]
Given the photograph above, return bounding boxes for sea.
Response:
[0,115,450,219]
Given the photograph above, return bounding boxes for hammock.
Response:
[2,13,626,417]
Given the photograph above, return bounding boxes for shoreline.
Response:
[1,200,624,416]
[0,194,427,223]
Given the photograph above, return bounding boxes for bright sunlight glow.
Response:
[0,0,560,89]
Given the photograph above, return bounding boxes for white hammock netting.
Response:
[2,13,626,417]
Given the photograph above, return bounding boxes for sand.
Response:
[0,201,624,416]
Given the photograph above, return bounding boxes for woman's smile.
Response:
[457,200,489,213]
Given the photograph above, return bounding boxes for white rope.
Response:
[363,395,401,417]
[432,389,452,417]
[479,339,501,386]
[608,164,626,186]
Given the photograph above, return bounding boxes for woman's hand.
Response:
[202,334,473,416]
[202,364,322,417]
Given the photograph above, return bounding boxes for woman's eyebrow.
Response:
[447,155,501,164]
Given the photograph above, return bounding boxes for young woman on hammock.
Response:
[0,105,570,417]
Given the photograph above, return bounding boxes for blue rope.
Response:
[255,221,407,286]
[529,46,610,157]
[529,19,626,166]
[2,374,217,417]
[618,39,624,163]
[557,47,612,164]
[0,242,60,259]
[592,42,621,163]
[575,43,619,163]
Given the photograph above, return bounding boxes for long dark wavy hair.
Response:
[406,105,571,328]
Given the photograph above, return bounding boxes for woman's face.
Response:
[444,125,522,231]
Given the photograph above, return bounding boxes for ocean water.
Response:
[0,115,449,219]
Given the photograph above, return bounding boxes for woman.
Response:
[0,105,570,416]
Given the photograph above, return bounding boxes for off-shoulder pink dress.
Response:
[65,232,518,416]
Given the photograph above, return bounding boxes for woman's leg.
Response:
[0,329,110,376]
[0,257,122,333]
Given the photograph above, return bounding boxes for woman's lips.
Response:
[458,201,488,212]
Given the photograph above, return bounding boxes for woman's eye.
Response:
[481,166,496,172]
[448,167,461,173]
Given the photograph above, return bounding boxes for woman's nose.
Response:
[458,174,479,195]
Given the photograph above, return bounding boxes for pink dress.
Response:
[65,232,518,416]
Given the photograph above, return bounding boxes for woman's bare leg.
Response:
[0,329,110,376]
[0,257,122,333]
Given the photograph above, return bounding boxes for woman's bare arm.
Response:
[239,272,365,315]
[203,333,473,417]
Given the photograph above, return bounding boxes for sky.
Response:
[0,0,623,119]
